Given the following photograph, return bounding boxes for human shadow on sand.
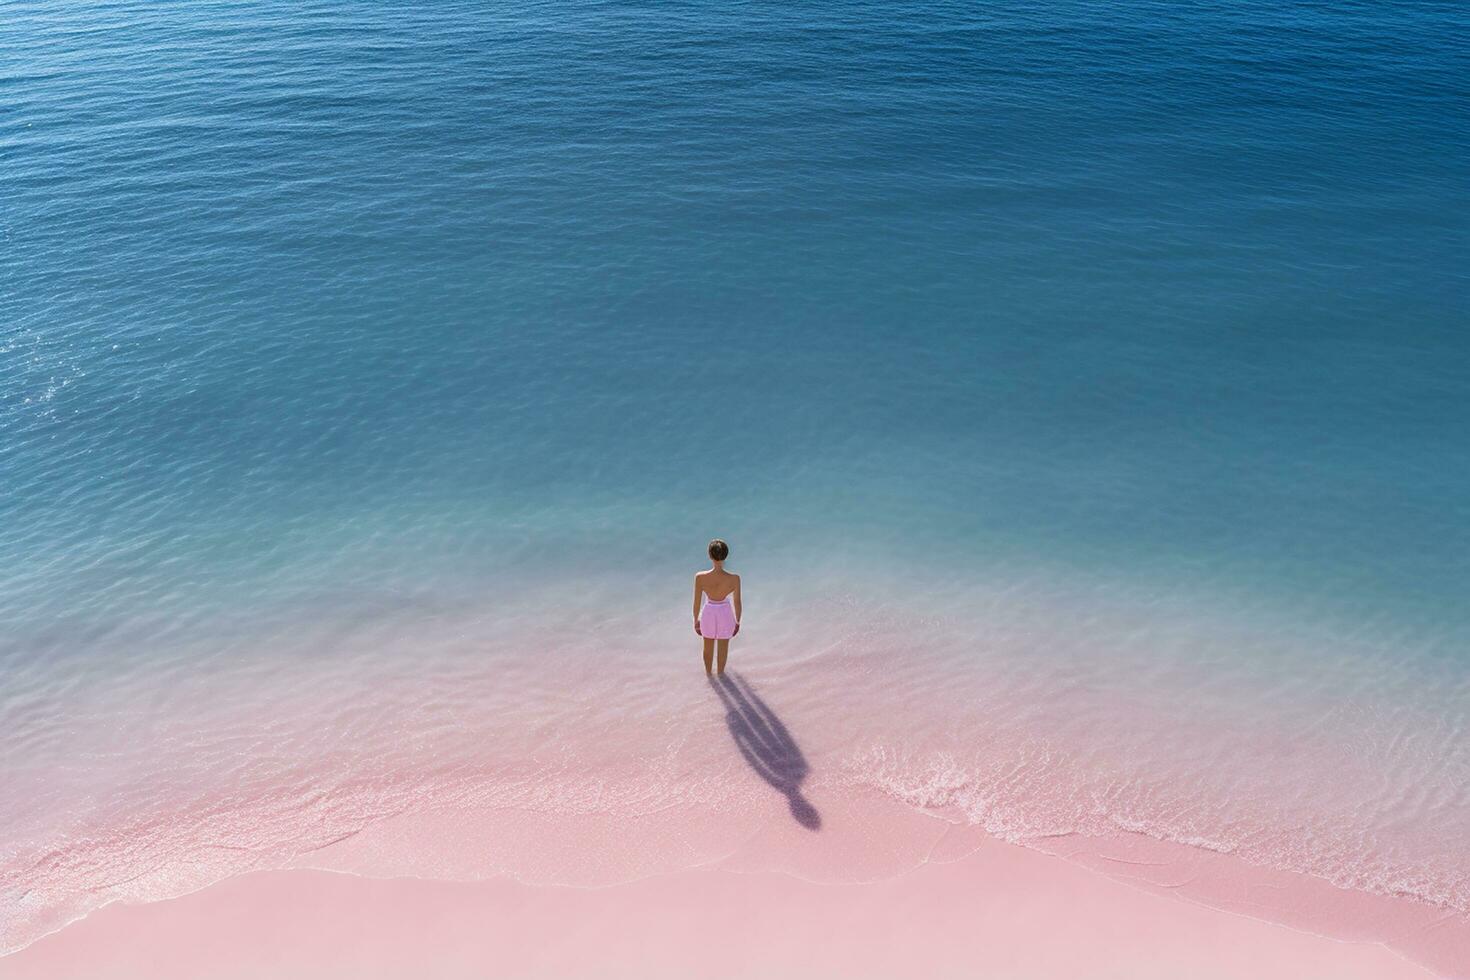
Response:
[710,672,821,831]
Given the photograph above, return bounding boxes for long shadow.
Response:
[710,672,821,831]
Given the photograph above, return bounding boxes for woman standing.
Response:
[693,539,741,675]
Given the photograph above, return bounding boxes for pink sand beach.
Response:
[6,636,1469,979]
[7,787,1467,980]
[4,835,1449,980]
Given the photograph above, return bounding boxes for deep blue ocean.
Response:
[6,0,1468,636]
[2,0,1469,956]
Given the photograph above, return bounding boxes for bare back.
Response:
[695,568,739,601]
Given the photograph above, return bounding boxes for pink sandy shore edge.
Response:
[2,834,1449,980]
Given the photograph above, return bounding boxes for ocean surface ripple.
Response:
[3,0,1468,958]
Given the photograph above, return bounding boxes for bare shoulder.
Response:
[694,569,709,583]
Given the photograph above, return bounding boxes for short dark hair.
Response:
[708,538,729,561]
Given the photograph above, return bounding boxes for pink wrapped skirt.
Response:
[699,596,737,639]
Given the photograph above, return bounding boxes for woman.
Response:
[693,538,741,676]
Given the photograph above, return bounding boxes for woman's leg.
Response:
[715,638,730,675]
[702,637,715,675]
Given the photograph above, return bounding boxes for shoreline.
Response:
[2,834,1447,980]
[5,811,1465,979]
[7,671,1467,977]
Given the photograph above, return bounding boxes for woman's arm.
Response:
[692,575,703,635]
[733,576,742,635]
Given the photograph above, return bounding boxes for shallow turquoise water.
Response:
[2,0,1468,955]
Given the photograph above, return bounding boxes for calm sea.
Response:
[3,0,1467,956]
